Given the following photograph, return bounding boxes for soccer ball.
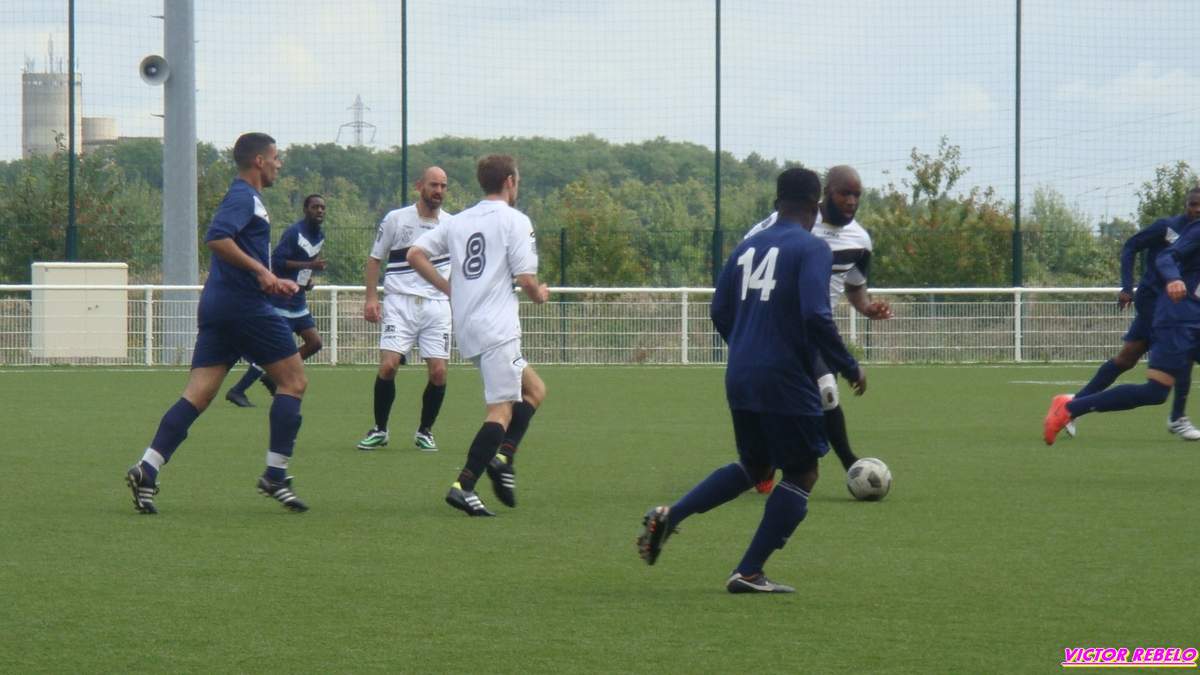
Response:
[846,458,891,501]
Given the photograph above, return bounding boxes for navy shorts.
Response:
[1148,323,1200,378]
[1122,293,1156,344]
[191,314,299,369]
[730,409,828,475]
[281,311,316,334]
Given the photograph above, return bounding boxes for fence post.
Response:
[681,291,689,364]
[1014,288,1023,362]
[329,287,339,366]
[849,308,858,345]
[144,287,153,366]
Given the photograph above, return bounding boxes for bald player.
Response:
[357,167,453,452]
[744,166,891,490]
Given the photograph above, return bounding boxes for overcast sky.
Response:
[3,0,1199,223]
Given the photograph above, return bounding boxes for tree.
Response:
[1136,161,1198,226]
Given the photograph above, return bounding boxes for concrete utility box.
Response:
[31,262,128,359]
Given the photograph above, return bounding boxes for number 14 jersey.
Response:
[413,199,539,359]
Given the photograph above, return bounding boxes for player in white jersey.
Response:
[357,167,453,452]
[744,166,891,490]
[408,154,550,517]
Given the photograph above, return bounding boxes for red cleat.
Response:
[1043,394,1074,446]
[755,475,776,494]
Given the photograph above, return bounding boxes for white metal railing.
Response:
[0,284,1132,366]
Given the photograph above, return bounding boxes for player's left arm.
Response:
[509,215,547,303]
[844,250,892,319]
[1156,225,1200,302]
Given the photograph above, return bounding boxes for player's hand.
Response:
[274,279,300,297]
[310,257,328,271]
[363,298,382,323]
[256,269,282,294]
[1118,291,1134,310]
[849,369,867,396]
[530,283,550,304]
[304,281,315,292]
[864,300,893,320]
[1167,280,1187,302]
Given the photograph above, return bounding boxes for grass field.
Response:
[1,364,1197,673]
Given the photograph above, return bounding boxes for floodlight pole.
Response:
[66,0,77,260]
[162,0,198,362]
[712,0,722,287]
[400,0,409,205]
[1012,0,1023,287]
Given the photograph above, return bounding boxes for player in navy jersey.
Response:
[124,133,310,514]
[637,168,866,593]
[1065,188,1200,441]
[225,194,328,407]
[1045,196,1200,445]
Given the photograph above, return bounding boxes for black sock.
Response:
[374,376,396,431]
[823,405,857,470]
[499,401,537,466]
[419,382,446,432]
[458,422,505,491]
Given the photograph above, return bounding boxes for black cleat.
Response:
[485,456,517,507]
[125,465,159,514]
[725,572,795,594]
[256,475,308,512]
[637,506,675,565]
[260,374,277,396]
[445,482,495,517]
[225,389,254,408]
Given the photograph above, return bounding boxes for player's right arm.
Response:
[508,213,547,303]
[407,223,452,297]
[363,213,394,323]
[1121,219,1167,307]
[798,243,863,392]
[709,249,738,343]
[205,190,294,297]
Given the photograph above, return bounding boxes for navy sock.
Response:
[140,398,200,480]
[419,382,446,432]
[823,406,856,470]
[499,401,537,466]
[458,422,505,491]
[374,376,395,431]
[668,462,753,530]
[230,363,264,394]
[1067,380,1170,418]
[266,394,303,482]
[1171,370,1191,422]
[736,480,810,576]
[1075,359,1124,398]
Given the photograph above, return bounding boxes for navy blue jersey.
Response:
[199,178,275,323]
[711,219,860,415]
[1153,217,1200,325]
[269,218,324,313]
[1121,215,1192,297]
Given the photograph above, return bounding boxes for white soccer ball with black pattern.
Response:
[846,458,891,501]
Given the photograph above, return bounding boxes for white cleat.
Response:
[1064,421,1077,439]
[1168,417,1200,441]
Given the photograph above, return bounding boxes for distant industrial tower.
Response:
[336,95,376,146]
[22,37,82,157]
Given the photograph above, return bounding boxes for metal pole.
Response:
[400,0,408,205]
[559,228,567,363]
[329,288,339,365]
[712,0,722,287]
[163,0,198,362]
[66,0,77,260]
[681,291,689,364]
[1012,0,1023,287]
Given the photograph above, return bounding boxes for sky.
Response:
[3,0,1199,224]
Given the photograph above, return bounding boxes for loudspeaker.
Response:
[139,55,170,85]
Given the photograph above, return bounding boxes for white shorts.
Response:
[380,294,451,360]
[471,339,527,404]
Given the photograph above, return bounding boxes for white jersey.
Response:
[413,199,539,358]
[743,211,873,309]
[371,205,451,299]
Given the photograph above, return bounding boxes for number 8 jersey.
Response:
[413,199,539,359]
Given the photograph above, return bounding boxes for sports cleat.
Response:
[260,374,277,396]
[225,389,254,408]
[445,482,495,517]
[256,475,309,512]
[1043,394,1074,446]
[726,572,796,594]
[125,464,159,515]
[637,506,676,565]
[356,427,389,451]
[1168,416,1200,441]
[754,478,775,494]
[413,429,438,452]
[1064,421,1077,439]
[485,455,517,507]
